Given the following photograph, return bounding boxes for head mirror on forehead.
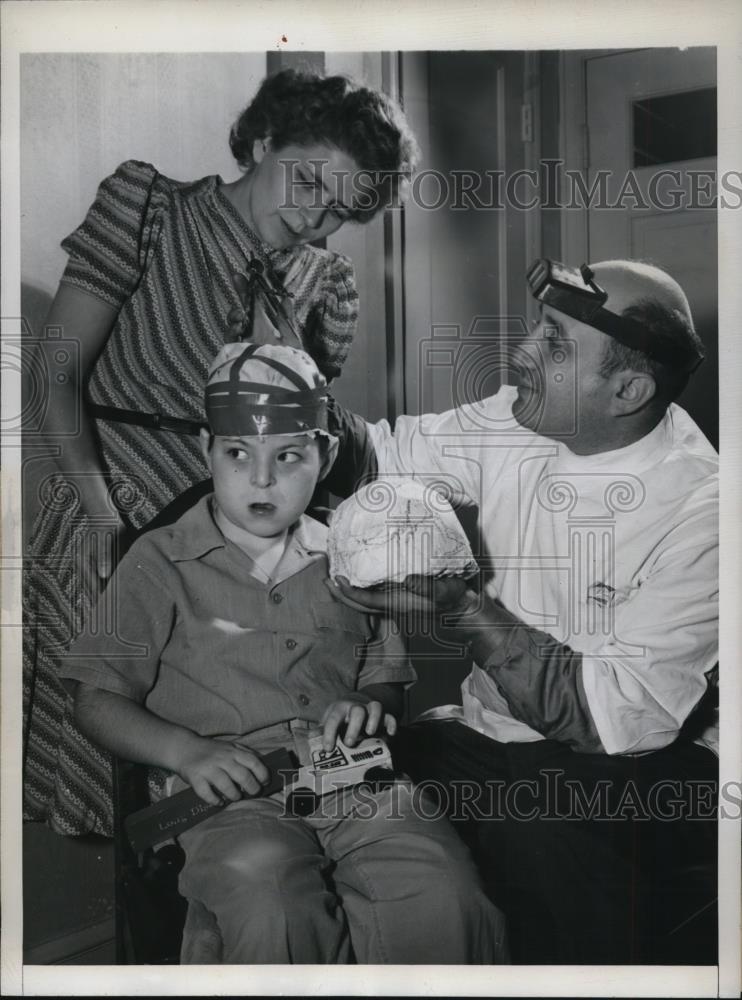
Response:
[526,258,704,374]
[205,343,331,438]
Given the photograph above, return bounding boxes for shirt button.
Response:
[272,592,283,604]
[286,639,297,650]
[298,694,310,706]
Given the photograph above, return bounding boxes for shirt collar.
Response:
[271,514,328,584]
[168,495,228,562]
[291,513,329,556]
[167,494,329,573]
[553,410,673,475]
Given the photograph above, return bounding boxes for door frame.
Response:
[559,49,646,266]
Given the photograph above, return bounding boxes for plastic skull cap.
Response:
[328,478,478,588]
[205,342,335,441]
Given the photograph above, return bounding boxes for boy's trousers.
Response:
[176,721,507,964]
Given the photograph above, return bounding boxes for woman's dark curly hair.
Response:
[229,69,420,222]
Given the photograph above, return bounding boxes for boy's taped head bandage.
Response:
[205,343,332,439]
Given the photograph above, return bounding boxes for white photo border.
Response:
[2,1,740,996]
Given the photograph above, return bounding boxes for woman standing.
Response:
[24,68,419,836]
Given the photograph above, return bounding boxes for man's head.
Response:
[201,343,338,538]
[513,258,704,453]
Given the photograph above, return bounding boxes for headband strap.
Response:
[206,383,326,407]
[526,258,704,374]
[206,400,329,437]
[205,378,329,437]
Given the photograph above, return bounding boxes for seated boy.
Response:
[61,342,506,965]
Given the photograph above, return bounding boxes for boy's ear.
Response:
[252,136,272,164]
[319,436,339,481]
[199,428,214,468]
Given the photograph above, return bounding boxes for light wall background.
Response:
[21,52,264,302]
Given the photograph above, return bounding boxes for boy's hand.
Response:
[320,693,397,752]
[176,736,271,806]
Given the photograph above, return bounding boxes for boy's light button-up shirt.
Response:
[61,496,415,743]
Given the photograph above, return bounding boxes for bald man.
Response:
[326,259,718,964]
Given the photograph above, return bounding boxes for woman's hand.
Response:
[326,574,475,620]
[176,735,271,806]
[35,283,129,602]
[79,514,130,606]
[320,692,397,751]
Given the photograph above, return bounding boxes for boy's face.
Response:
[201,431,325,538]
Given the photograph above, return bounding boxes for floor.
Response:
[23,822,116,964]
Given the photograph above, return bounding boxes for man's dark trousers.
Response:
[393,720,718,965]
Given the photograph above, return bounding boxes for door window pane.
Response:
[633,87,716,167]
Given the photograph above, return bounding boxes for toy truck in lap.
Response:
[125,734,396,852]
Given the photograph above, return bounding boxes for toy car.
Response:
[125,735,397,851]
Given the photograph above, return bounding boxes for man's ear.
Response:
[252,136,272,164]
[200,428,214,468]
[611,371,657,415]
